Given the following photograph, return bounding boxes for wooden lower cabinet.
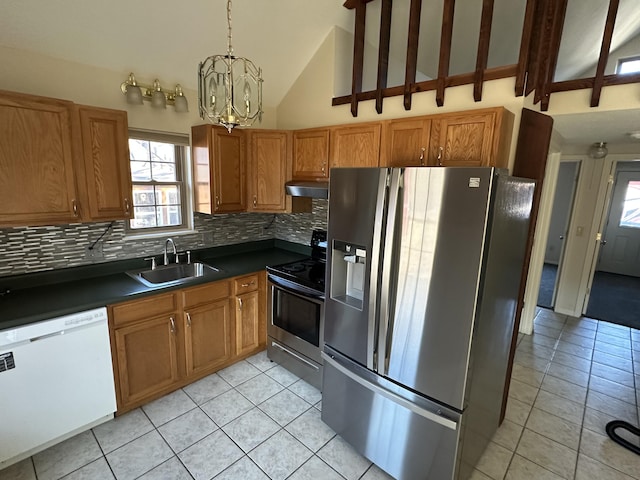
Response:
[113,315,180,407]
[234,273,261,357]
[109,272,266,414]
[184,299,232,378]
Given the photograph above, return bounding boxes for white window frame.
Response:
[124,129,194,239]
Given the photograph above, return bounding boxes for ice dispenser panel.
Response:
[331,240,366,310]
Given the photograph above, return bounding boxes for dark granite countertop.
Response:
[0,239,310,331]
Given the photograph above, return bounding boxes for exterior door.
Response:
[597,163,640,276]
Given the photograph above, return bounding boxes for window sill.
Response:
[124,228,197,241]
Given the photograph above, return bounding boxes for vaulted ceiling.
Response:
[1,0,639,149]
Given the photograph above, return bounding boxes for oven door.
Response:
[267,275,324,365]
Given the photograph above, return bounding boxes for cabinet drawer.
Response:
[111,293,177,327]
[234,274,259,294]
[182,280,230,308]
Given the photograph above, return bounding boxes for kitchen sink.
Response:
[126,262,223,287]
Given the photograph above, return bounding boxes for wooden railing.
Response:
[336,0,640,115]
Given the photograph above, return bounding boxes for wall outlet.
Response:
[85,243,104,260]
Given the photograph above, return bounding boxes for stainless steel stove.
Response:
[266,230,326,389]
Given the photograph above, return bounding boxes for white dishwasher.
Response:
[0,307,116,469]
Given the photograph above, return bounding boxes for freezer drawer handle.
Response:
[322,352,458,431]
[271,341,320,371]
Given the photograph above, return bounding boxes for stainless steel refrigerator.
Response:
[322,167,534,480]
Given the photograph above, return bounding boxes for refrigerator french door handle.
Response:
[322,352,458,431]
[377,168,402,376]
[366,169,392,371]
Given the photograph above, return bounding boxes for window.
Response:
[126,131,191,234]
[619,180,640,229]
[616,56,640,75]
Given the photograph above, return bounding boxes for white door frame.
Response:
[519,151,562,334]
[581,156,640,314]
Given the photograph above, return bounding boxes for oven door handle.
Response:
[268,276,325,302]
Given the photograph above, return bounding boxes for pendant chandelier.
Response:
[198,0,263,132]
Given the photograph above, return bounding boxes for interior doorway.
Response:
[537,161,580,309]
[584,160,640,329]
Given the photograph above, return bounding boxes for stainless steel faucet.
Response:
[164,238,177,265]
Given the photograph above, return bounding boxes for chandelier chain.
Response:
[227,0,233,56]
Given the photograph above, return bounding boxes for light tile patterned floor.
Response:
[472,308,640,480]
[1,307,639,479]
[0,351,391,480]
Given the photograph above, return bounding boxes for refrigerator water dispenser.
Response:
[330,240,366,310]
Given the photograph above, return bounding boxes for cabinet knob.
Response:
[215,195,220,208]
[419,147,426,166]
[169,317,176,333]
[124,198,130,215]
[321,163,326,175]
[253,195,257,208]
[241,281,256,288]
[238,298,243,310]
[437,147,443,166]
[186,312,192,327]
[72,200,79,217]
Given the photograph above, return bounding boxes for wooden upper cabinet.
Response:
[428,108,513,168]
[0,90,82,226]
[330,123,381,169]
[292,128,330,180]
[192,125,246,214]
[247,130,290,212]
[380,118,431,167]
[77,106,132,221]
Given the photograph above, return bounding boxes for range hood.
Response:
[285,180,328,199]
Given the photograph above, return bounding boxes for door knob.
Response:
[559,235,564,240]
[600,240,607,246]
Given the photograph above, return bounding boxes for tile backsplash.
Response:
[0,200,328,277]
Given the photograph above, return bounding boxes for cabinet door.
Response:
[235,290,260,357]
[292,128,330,180]
[330,123,381,169]
[248,130,290,212]
[114,315,179,408]
[429,112,496,167]
[0,91,81,226]
[381,118,431,167]
[77,106,132,221]
[214,128,247,212]
[184,299,232,377]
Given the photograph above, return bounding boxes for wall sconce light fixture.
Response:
[588,141,608,159]
[120,73,189,112]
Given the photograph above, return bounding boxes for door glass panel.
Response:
[620,180,640,228]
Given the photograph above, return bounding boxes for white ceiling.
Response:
[1,0,639,149]
[0,0,353,108]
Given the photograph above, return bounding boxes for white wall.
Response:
[0,45,278,134]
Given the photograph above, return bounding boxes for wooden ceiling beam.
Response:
[436,0,456,107]
[344,0,374,117]
[473,0,495,102]
[515,0,538,97]
[403,0,423,110]
[590,0,620,107]
[375,0,392,114]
